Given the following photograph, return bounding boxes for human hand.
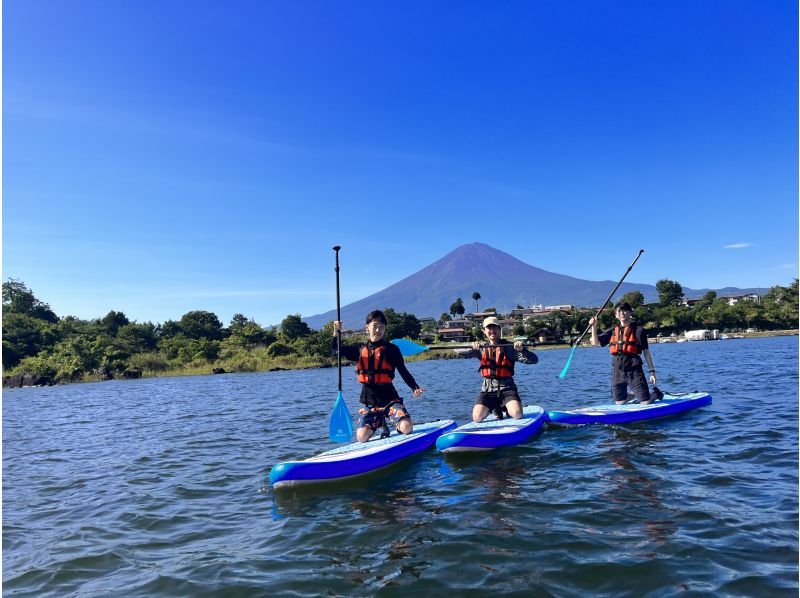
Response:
[649,373,657,385]
[513,341,524,350]
[471,342,480,350]
[332,320,341,334]
[589,316,597,327]
[413,387,425,398]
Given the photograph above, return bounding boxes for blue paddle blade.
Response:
[558,345,578,378]
[391,338,428,357]
[329,391,353,442]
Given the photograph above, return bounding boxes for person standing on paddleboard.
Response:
[589,301,659,405]
[464,316,538,423]
[332,310,425,442]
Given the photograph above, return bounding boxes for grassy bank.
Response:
[9,330,797,387]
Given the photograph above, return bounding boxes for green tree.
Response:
[707,299,736,331]
[619,291,645,309]
[55,315,93,338]
[267,341,294,357]
[227,314,274,346]
[656,279,684,307]
[297,322,335,359]
[99,310,130,336]
[731,300,762,331]
[597,308,616,329]
[240,322,274,346]
[472,291,481,313]
[421,319,437,334]
[187,338,221,362]
[2,279,59,323]
[384,307,421,340]
[229,313,249,331]
[15,354,59,380]
[762,280,799,328]
[179,310,224,340]
[159,320,183,339]
[116,322,158,353]
[2,312,58,369]
[562,308,589,335]
[158,335,192,363]
[693,291,718,316]
[449,298,465,319]
[280,314,311,341]
[54,334,104,377]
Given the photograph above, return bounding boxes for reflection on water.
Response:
[601,427,675,548]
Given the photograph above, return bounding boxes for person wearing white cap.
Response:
[463,316,538,422]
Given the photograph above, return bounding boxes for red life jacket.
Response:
[479,345,515,379]
[609,325,641,355]
[357,344,395,385]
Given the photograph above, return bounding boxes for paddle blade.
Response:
[557,345,578,378]
[391,338,429,357]
[329,391,353,442]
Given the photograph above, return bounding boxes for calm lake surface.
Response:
[4,336,798,596]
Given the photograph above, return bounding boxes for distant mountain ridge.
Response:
[304,243,761,329]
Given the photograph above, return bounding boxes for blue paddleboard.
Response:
[435,405,546,453]
[270,419,457,488]
[545,392,712,426]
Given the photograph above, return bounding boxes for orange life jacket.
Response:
[356,344,395,385]
[609,325,641,356]
[479,345,515,379]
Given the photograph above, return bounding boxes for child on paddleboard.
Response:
[332,310,425,442]
[464,316,538,423]
[589,300,660,405]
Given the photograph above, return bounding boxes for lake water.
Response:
[3,336,798,596]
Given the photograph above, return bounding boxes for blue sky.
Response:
[4,1,797,327]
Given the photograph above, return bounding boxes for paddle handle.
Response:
[571,249,645,347]
[333,245,342,391]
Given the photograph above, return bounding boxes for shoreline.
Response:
[4,330,797,389]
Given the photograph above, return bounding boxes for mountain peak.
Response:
[302,243,753,328]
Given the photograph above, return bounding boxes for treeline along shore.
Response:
[3,278,798,387]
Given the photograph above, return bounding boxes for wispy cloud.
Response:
[169,289,332,299]
[723,242,754,249]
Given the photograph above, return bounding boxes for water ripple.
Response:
[3,336,798,595]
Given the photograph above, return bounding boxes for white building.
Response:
[685,329,712,341]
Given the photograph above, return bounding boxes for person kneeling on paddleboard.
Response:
[589,301,660,405]
[332,310,425,443]
[464,316,538,423]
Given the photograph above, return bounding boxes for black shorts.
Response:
[475,388,521,411]
[611,368,651,403]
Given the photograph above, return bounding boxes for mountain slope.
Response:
[304,243,758,329]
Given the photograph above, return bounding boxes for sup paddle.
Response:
[393,338,535,357]
[329,245,353,443]
[558,249,645,379]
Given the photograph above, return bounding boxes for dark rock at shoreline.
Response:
[121,369,142,379]
[3,373,55,388]
[95,366,114,381]
[212,368,226,374]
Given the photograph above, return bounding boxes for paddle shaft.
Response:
[571,249,645,347]
[333,245,342,391]
[424,343,536,351]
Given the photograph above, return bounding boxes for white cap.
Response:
[483,316,501,328]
